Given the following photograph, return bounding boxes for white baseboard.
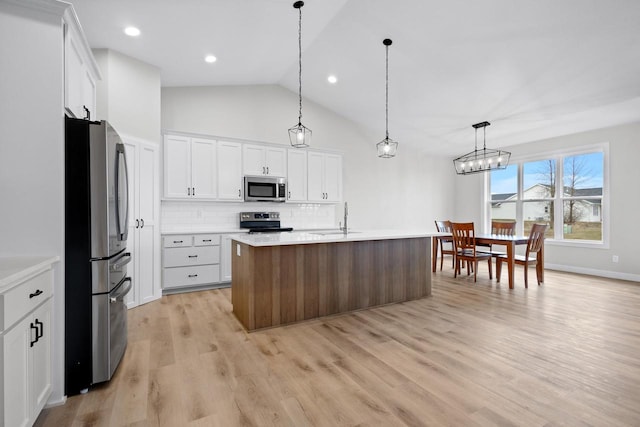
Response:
[545,263,640,282]
[45,394,67,408]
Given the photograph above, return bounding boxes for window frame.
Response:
[484,142,609,249]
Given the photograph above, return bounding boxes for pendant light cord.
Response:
[385,43,389,140]
[297,5,303,124]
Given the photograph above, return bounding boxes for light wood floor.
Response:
[36,264,640,426]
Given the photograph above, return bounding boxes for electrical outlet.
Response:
[612,255,619,263]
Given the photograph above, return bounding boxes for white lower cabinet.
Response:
[1,263,55,427]
[163,234,230,292]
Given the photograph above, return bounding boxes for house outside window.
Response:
[488,145,607,245]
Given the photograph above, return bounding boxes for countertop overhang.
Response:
[232,230,446,247]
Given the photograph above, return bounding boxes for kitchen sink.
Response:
[310,230,361,236]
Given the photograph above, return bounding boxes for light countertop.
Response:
[232,230,444,247]
[161,228,248,235]
[0,256,60,291]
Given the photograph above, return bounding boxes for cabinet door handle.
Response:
[173,240,183,244]
[192,187,195,196]
[188,274,198,278]
[136,219,140,228]
[266,166,269,175]
[202,239,212,242]
[141,218,144,228]
[238,189,241,198]
[29,289,43,299]
[288,191,291,199]
[188,187,191,196]
[30,323,38,347]
[188,255,198,258]
[262,166,265,174]
[35,319,43,340]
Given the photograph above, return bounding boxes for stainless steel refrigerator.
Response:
[65,117,132,395]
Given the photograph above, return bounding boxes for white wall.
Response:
[0,1,66,404]
[454,122,640,280]
[93,49,161,143]
[161,85,455,230]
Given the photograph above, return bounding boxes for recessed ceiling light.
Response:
[205,55,217,63]
[124,26,141,37]
[327,75,338,84]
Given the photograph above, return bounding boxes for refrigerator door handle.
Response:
[111,252,132,271]
[110,277,132,303]
[114,143,130,242]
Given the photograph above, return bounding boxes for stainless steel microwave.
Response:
[244,176,287,202]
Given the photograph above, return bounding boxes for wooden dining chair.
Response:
[451,222,492,282]
[480,220,517,257]
[496,223,548,288]
[434,220,455,271]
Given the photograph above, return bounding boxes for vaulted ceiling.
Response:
[70,0,640,155]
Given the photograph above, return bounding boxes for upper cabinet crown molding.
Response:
[62,4,101,80]
[3,0,69,17]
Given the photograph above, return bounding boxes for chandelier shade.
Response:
[377,38,398,158]
[289,1,311,148]
[453,121,511,175]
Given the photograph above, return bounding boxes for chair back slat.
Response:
[526,223,548,256]
[435,220,452,233]
[451,222,476,254]
[491,220,516,236]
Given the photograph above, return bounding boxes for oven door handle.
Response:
[111,252,132,271]
[110,277,132,303]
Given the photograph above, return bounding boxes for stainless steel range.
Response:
[239,212,293,233]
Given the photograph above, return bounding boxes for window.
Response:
[488,146,606,244]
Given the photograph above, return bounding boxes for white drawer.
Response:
[194,234,220,246]
[164,246,220,268]
[0,269,53,331]
[163,235,193,248]
[163,265,220,289]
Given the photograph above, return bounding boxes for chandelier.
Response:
[453,121,511,174]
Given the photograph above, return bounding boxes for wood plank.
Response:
[37,269,640,427]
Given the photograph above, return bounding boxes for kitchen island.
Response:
[231,230,438,331]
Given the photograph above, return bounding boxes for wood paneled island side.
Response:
[231,231,436,331]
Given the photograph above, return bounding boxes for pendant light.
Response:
[453,121,511,175]
[288,1,311,148]
[377,38,398,158]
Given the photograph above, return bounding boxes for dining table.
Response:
[432,233,539,289]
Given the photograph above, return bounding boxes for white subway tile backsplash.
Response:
[160,201,336,231]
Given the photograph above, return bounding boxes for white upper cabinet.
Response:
[323,153,343,202]
[190,138,217,199]
[242,144,286,177]
[63,10,99,120]
[162,132,342,204]
[307,152,342,202]
[287,149,307,202]
[163,135,217,199]
[217,141,243,200]
[164,135,191,198]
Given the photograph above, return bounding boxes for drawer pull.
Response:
[29,289,43,299]
[188,255,198,258]
[188,274,198,278]
[173,240,184,244]
[202,239,212,242]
